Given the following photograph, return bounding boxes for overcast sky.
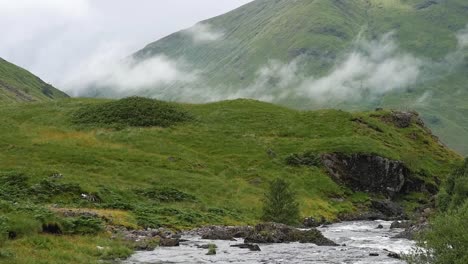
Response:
[0,0,252,89]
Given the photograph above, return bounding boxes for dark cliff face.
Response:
[321,153,436,198]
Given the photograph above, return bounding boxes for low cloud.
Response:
[298,33,423,103]
[184,23,224,43]
[226,32,423,104]
[457,24,468,48]
[61,44,197,97]
[69,28,467,104]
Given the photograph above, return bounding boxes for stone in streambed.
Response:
[244,222,337,246]
[231,243,261,251]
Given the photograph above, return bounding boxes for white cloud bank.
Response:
[62,44,197,97]
[226,32,423,104]
[68,26,468,104]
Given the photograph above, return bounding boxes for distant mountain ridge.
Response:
[0,57,68,103]
[94,0,468,154]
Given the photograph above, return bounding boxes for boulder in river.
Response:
[244,222,337,246]
[231,243,261,251]
[197,226,253,240]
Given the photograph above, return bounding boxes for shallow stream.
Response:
[125,220,415,264]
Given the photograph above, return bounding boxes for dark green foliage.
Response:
[437,158,468,212]
[285,151,321,167]
[262,178,300,225]
[139,187,197,203]
[407,202,468,264]
[72,97,192,127]
[30,179,84,202]
[0,172,29,200]
[61,216,104,235]
[408,159,468,264]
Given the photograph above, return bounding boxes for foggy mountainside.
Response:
[74,0,468,154]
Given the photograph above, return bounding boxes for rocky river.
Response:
[124,220,415,264]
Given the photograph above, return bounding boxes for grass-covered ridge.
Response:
[0,98,462,263]
[0,57,68,103]
[128,0,468,155]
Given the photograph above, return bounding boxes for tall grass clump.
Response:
[72,97,192,128]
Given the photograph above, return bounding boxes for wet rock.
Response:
[338,211,387,221]
[376,224,384,229]
[387,251,401,259]
[231,243,261,251]
[321,153,408,198]
[390,220,411,229]
[244,222,337,246]
[394,221,429,240]
[303,216,329,228]
[193,226,253,240]
[160,238,180,247]
[370,200,405,219]
[134,237,161,251]
[369,253,380,256]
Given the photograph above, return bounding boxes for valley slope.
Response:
[0,98,461,263]
[0,57,68,103]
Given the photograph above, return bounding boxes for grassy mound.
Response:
[72,97,191,127]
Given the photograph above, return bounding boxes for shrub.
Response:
[261,178,300,225]
[437,158,468,212]
[72,97,192,128]
[407,158,468,264]
[62,216,104,235]
[140,187,197,202]
[285,151,321,167]
[407,202,468,264]
[0,173,30,201]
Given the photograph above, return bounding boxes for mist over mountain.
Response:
[69,0,468,154]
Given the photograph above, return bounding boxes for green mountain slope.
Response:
[0,98,462,263]
[127,0,468,154]
[0,57,68,103]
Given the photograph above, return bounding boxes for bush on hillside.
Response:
[261,178,300,225]
[406,202,468,264]
[437,158,468,212]
[285,151,321,167]
[72,97,192,128]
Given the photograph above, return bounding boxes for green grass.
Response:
[0,57,68,103]
[0,98,462,263]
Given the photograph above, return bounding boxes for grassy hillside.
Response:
[0,97,461,263]
[0,58,68,103]
[125,0,468,154]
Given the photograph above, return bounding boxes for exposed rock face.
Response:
[370,200,405,219]
[321,153,408,197]
[338,200,406,221]
[381,111,425,128]
[244,223,337,246]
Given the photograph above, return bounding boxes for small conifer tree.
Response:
[261,178,300,225]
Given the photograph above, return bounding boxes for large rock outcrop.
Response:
[244,223,337,246]
[321,153,409,198]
